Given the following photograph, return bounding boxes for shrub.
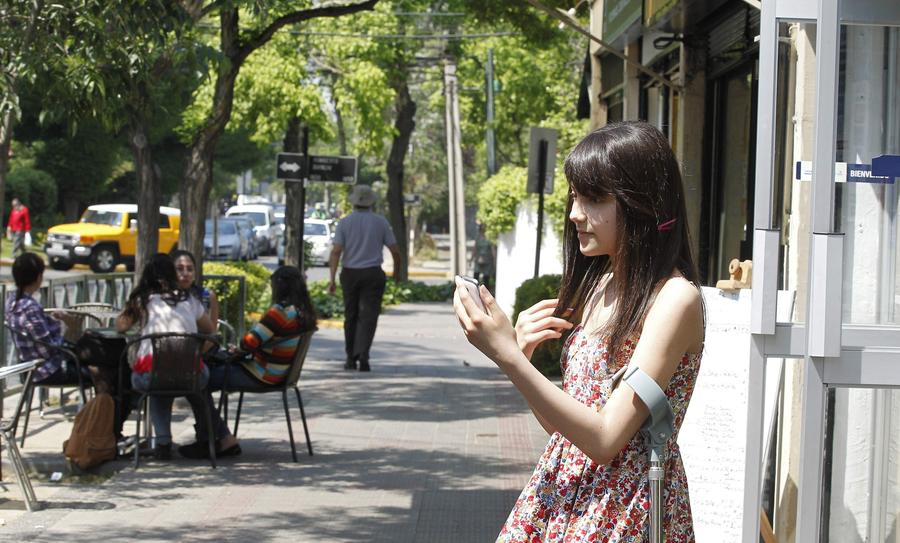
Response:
[202,261,271,329]
[6,166,58,230]
[308,279,454,320]
[512,274,565,376]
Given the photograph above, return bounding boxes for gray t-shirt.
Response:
[333,209,397,269]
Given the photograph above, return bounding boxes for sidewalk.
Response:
[0,302,548,542]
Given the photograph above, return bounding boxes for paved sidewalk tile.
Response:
[0,303,549,542]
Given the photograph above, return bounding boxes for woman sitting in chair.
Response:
[171,249,219,324]
[5,252,100,388]
[179,265,317,459]
[116,253,215,460]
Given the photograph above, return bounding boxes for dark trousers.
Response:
[340,266,386,363]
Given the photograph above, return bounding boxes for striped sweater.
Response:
[240,303,303,384]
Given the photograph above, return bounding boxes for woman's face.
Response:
[174,256,195,290]
[569,189,618,258]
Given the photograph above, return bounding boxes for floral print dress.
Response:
[498,324,701,542]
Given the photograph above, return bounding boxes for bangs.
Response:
[563,132,617,198]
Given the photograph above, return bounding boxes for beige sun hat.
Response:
[348,185,377,207]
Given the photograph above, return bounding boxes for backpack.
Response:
[63,392,117,470]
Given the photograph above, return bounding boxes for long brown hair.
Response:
[555,121,701,360]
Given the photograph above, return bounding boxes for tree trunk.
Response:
[283,117,305,269]
[385,79,415,282]
[0,108,14,261]
[179,9,240,275]
[131,122,160,275]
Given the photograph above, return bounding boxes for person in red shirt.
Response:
[7,197,31,258]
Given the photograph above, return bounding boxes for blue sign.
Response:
[847,163,892,184]
[872,155,900,178]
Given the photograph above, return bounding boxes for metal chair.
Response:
[4,323,89,448]
[218,329,316,462]
[0,360,42,511]
[127,332,219,469]
[216,319,238,349]
[68,302,120,327]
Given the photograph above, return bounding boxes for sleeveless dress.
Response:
[498,325,701,542]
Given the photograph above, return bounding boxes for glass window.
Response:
[80,210,123,226]
[304,223,328,236]
[231,212,266,227]
[834,25,900,325]
[205,220,236,235]
[823,386,900,542]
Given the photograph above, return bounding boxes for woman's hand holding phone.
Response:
[453,276,521,366]
[514,299,574,360]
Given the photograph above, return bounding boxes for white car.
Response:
[277,218,334,266]
[225,204,281,255]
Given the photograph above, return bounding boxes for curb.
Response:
[317,319,344,329]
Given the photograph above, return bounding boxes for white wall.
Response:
[495,202,564,317]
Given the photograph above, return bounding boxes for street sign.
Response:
[794,161,894,184]
[308,155,357,184]
[276,152,307,182]
[526,127,558,194]
[872,154,900,178]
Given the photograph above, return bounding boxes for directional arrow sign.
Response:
[276,152,307,181]
[308,155,357,184]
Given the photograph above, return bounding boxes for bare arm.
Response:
[454,277,702,465]
[387,244,401,281]
[207,290,220,326]
[328,244,343,294]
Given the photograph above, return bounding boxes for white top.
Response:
[137,294,205,358]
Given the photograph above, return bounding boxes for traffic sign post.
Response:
[308,155,357,184]
[526,127,558,278]
[277,152,307,182]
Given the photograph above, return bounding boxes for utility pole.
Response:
[444,61,466,276]
[486,49,497,177]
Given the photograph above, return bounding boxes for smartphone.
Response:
[456,275,486,312]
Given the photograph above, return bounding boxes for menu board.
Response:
[679,287,794,542]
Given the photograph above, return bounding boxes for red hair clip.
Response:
[657,218,677,232]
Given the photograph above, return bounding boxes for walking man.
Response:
[328,185,401,372]
[7,197,31,258]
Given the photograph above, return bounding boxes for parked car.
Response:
[225,204,280,255]
[230,215,261,259]
[203,218,249,261]
[277,218,334,267]
[44,204,180,273]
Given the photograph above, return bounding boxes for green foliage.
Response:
[202,261,272,329]
[513,274,565,376]
[6,166,58,230]
[308,279,454,320]
[476,166,527,242]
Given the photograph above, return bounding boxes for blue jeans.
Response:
[186,363,269,443]
[132,366,210,447]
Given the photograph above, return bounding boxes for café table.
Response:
[0,360,41,511]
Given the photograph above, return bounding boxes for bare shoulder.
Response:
[655,276,701,314]
[644,276,704,353]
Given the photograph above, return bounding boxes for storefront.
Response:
[751,0,900,541]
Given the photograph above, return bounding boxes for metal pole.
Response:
[649,460,664,543]
[445,61,467,276]
[486,49,497,177]
[299,125,309,273]
[534,139,547,278]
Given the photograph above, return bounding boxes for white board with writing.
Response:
[679,288,794,542]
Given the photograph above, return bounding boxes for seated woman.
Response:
[179,265,317,459]
[116,253,215,460]
[5,252,102,388]
[171,249,219,325]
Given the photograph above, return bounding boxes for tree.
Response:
[0,1,66,257]
[177,0,380,268]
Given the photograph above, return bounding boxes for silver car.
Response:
[204,218,249,261]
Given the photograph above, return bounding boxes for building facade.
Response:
[587,0,900,541]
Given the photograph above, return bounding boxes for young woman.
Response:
[116,253,215,460]
[5,253,93,385]
[178,265,318,459]
[171,250,219,325]
[454,121,704,541]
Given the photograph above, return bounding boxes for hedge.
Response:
[512,274,566,376]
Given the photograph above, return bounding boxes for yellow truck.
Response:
[44,204,180,273]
